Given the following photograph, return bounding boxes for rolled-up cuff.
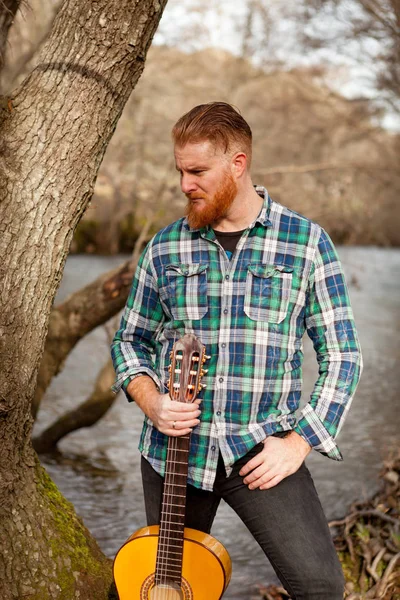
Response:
[294,404,343,461]
[111,368,162,402]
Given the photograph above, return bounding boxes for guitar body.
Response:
[113,525,232,599]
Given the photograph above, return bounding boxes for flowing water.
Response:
[34,247,400,599]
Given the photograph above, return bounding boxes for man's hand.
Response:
[147,393,202,437]
[239,431,312,490]
[127,375,202,436]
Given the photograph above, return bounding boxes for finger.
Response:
[168,407,201,420]
[169,401,202,412]
[173,418,201,430]
[259,474,284,490]
[239,452,265,477]
[243,462,273,485]
[247,469,278,490]
[166,426,194,437]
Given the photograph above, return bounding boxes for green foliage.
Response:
[355,521,370,543]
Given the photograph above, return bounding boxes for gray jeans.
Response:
[141,441,344,600]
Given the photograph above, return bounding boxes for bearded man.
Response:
[110,102,363,599]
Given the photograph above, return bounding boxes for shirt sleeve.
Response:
[293,228,363,459]
[110,239,165,402]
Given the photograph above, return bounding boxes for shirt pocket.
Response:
[244,263,294,324]
[166,263,209,321]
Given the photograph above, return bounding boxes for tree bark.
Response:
[0,0,167,597]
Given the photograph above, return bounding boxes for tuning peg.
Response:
[202,369,208,374]
[168,365,172,372]
[201,384,207,389]
[166,381,170,388]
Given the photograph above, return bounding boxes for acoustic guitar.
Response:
[113,333,232,599]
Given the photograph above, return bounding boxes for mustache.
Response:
[185,193,207,201]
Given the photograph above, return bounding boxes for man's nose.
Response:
[180,173,197,194]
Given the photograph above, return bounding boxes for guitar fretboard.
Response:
[154,433,190,586]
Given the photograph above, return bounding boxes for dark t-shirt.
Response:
[213,229,246,260]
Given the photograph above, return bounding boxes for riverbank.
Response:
[258,451,400,600]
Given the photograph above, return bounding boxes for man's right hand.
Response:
[148,393,202,436]
[126,375,201,436]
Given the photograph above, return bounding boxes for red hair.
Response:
[172,102,252,166]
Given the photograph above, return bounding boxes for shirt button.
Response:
[211,445,216,451]
[223,308,228,314]
[216,410,221,416]
[225,274,230,280]
[221,343,226,348]
[219,377,224,383]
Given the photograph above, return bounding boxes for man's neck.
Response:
[211,182,263,232]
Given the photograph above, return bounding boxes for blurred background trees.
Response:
[3,0,399,255]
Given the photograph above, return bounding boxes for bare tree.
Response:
[298,0,400,113]
[0,0,167,597]
[0,1,22,74]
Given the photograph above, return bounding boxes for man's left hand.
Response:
[239,431,312,490]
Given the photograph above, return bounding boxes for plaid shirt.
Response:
[110,187,362,491]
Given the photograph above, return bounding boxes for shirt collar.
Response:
[183,184,272,232]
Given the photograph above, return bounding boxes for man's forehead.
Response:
[174,140,225,165]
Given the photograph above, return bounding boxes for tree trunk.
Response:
[0,0,167,597]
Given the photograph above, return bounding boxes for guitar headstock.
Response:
[167,334,210,403]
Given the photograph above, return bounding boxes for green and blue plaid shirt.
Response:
[110,187,362,491]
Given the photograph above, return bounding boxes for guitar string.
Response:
[161,355,181,592]
[160,361,185,594]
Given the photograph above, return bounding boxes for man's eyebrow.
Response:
[175,165,207,172]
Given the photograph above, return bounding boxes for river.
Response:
[33,247,400,599]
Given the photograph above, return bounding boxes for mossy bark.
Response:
[0,0,167,597]
[0,455,118,599]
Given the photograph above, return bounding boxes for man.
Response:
[110,102,362,599]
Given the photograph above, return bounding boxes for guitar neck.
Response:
[155,433,190,585]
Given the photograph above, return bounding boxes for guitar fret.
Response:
[163,483,187,488]
[156,557,182,564]
[157,544,182,552]
[161,510,185,517]
[156,566,182,573]
[162,492,186,497]
[157,545,183,552]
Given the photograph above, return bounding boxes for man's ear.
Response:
[231,152,247,178]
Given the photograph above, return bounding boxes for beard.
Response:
[185,172,238,229]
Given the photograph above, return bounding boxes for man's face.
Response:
[174,140,238,229]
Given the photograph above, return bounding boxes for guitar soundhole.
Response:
[141,573,193,599]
